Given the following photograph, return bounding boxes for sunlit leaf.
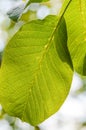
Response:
[65,0,86,75]
[0,15,73,125]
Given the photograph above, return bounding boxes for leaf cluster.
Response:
[0,0,86,126]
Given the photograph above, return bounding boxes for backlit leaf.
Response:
[65,0,86,75]
[0,15,73,125]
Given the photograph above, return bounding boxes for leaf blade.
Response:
[65,0,86,75]
[0,15,73,125]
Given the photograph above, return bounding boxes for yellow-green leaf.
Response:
[0,15,73,126]
[65,0,86,75]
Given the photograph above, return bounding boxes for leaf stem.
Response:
[35,126,40,130]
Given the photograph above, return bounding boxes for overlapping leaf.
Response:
[0,14,73,125]
[65,0,86,75]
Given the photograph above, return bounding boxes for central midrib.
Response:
[21,0,72,122]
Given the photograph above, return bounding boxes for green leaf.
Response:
[59,0,72,18]
[64,0,86,75]
[29,0,49,3]
[35,126,40,130]
[25,0,49,8]
[0,15,73,125]
[0,52,2,67]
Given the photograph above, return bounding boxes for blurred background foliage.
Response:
[0,0,86,130]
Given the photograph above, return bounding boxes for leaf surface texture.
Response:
[0,15,73,125]
[65,0,86,75]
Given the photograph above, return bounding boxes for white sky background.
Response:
[0,0,86,130]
